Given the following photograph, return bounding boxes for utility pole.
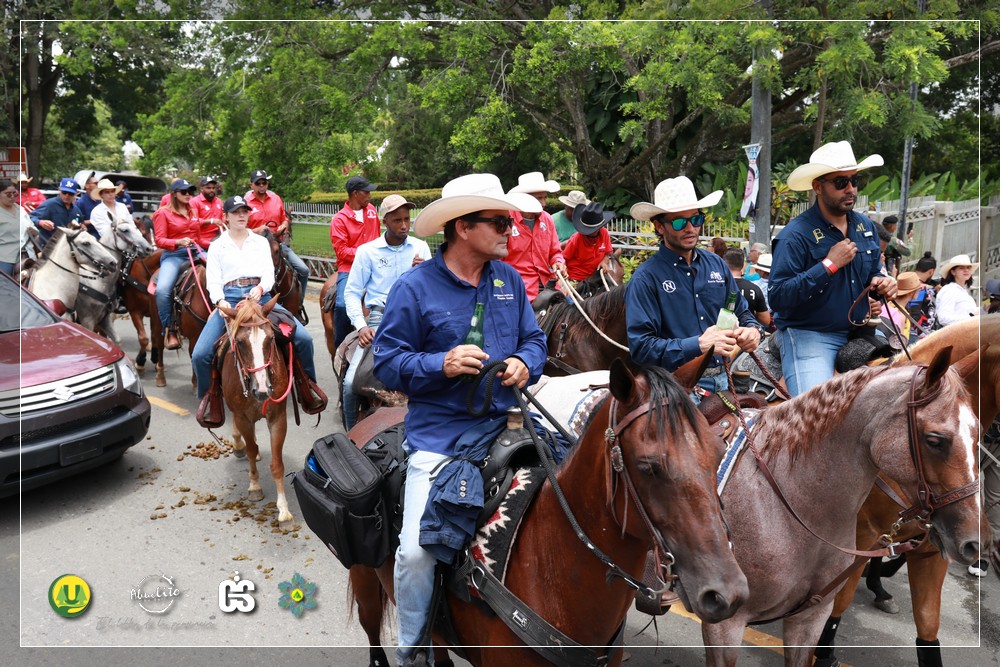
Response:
[898,0,927,241]
[749,4,773,247]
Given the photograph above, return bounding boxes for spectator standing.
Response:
[371,173,546,666]
[0,179,31,275]
[626,176,763,396]
[907,252,939,329]
[552,190,589,246]
[89,179,131,238]
[341,195,431,430]
[15,173,46,213]
[76,172,101,239]
[986,278,1000,314]
[115,180,134,213]
[29,177,83,247]
[329,175,381,349]
[768,141,896,396]
[244,169,310,303]
[754,254,772,302]
[504,171,566,301]
[744,242,768,281]
[710,237,728,257]
[191,177,223,227]
[724,248,771,328]
[881,215,911,276]
[935,254,979,327]
[882,271,922,346]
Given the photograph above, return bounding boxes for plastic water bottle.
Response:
[716,291,738,331]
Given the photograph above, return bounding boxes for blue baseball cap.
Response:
[58,177,80,194]
[170,178,197,194]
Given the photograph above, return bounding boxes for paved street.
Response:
[2,289,998,665]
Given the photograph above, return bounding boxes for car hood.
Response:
[0,321,122,391]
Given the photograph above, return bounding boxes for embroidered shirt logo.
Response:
[510,226,520,237]
[493,279,505,288]
[812,228,825,243]
[708,271,725,283]
[662,280,676,293]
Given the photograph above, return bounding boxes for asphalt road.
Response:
[3,289,998,665]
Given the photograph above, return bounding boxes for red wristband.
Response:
[822,258,838,274]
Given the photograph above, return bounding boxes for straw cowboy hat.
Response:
[558,190,590,209]
[939,254,979,278]
[16,172,32,184]
[413,173,542,238]
[630,176,723,221]
[786,141,884,192]
[94,178,123,195]
[508,171,560,195]
[571,202,615,236]
[894,272,921,298]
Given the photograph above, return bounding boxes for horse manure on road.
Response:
[177,440,234,461]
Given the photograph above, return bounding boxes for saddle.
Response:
[337,330,398,401]
[731,333,784,401]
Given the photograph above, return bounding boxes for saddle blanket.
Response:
[529,371,610,440]
[469,467,546,585]
[716,409,761,495]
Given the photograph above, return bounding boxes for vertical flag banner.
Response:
[740,143,761,219]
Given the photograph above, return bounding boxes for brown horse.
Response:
[815,315,999,667]
[319,273,338,370]
[702,348,982,667]
[218,297,295,529]
[120,250,165,384]
[261,229,304,323]
[539,283,629,375]
[348,352,749,666]
[174,264,213,391]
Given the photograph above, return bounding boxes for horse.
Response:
[701,347,982,667]
[218,297,295,529]
[815,314,999,667]
[120,250,165,384]
[538,283,629,375]
[174,263,214,391]
[27,227,118,320]
[261,228,305,323]
[319,273,338,370]
[348,351,749,667]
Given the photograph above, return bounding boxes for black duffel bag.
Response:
[292,432,390,569]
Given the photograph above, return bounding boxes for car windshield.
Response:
[0,276,58,332]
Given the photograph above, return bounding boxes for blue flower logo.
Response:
[277,572,317,618]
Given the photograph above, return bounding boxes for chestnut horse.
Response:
[815,315,999,667]
[120,250,165,385]
[218,297,295,529]
[701,348,982,666]
[175,263,213,391]
[261,229,304,323]
[348,352,749,666]
[319,273,338,370]
[538,283,630,375]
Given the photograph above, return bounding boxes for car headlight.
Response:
[116,357,143,396]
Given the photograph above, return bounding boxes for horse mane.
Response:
[754,365,888,461]
[639,364,704,443]
[38,227,67,261]
[540,284,627,338]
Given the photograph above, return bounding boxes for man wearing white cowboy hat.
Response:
[89,178,129,239]
[552,189,590,245]
[769,140,897,396]
[371,173,547,666]
[626,176,764,395]
[503,171,567,301]
[15,172,45,213]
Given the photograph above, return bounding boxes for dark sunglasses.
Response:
[465,215,515,234]
[657,213,706,231]
[254,179,269,186]
[817,174,861,190]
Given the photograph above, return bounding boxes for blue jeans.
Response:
[690,368,729,405]
[776,327,848,397]
[0,261,14,275]
[192,287,317,398]
[156,249,189,330]
[395,447,450,663]
[282,243,309,299]
[333,271,353,349]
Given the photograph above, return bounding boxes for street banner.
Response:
[740,143,761,219]
[0,147,27,181]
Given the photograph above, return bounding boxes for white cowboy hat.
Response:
[507,171,560,195]
[939,254,979,278]
[755,253,773,273]
[16,172,32,184]
[558,190,590,208]
[413,173,542,238]
[94,178,123,196]
[629,176,723,221]
[786,141,884,192]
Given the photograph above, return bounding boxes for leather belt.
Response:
[225,277,261,288]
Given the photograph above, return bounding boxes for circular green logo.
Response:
[290,588,304,602]
[49,575,92,618]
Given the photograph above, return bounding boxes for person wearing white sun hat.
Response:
[502,171,567,301]
[372,173,548,666]
[935,253,980,327]
[769,140,897,396]
[626,176,764,397]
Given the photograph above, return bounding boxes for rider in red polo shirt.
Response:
[15,173,46,213]
[191,176,224,227]
[244,169,310,307]
[503,171,566,301]
[562,202,615,281]
[329,175,380,348]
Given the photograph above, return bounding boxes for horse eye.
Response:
[924,433,948,449]
[636,459,664,478]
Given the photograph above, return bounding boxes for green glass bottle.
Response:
[716,291,738,330]
[460,302,485,382]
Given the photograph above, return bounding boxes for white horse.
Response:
[27,227,118,322]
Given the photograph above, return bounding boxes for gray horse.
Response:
[27,227,118,320]
[701,350,981,666]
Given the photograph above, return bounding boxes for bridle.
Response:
[225,307,293,415]
[64,231,116,279]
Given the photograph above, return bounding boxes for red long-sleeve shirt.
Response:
[153,205,214,250]
[191,193,223,223]
[330,202,380,274]
[244,190,288,231]
[563,228,613,281]
[504,210,565,301]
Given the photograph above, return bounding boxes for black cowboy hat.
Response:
[571,202,615,236]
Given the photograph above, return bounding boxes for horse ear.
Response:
[262,294,280,315]
[609,358,637,404]
[613,247,622,258]
[924,345,953,391]
[673,347,714,391]
[949,343,982,383]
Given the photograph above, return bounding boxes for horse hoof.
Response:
[156,376,166,388]
[278,518,294,532]
[873,597,900,614]
[232,447,246,458]
[135,364,145,375]
[248,489,264,501]
[813,658,841,667]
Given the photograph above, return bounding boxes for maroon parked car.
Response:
[0,271,151,496]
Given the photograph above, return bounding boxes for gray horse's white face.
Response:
[112,220,155,257]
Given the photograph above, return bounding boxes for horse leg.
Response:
[865,557,900,613]
[130,309,149,372]
[350,566,391,667]
[701,619,743,667]
[906,552,948,667]
[813,558,869,667]
[237,414,264,501]
[781,602,836,667]
[267,411,293,528]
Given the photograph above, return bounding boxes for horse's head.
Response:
[66,228,118,275]
[607,355,747,623]
[222,297,279,402]
[874,346,982,565]
[111,218,155,258]
[260,227,282,260]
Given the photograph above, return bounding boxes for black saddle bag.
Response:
[292,432,390,569]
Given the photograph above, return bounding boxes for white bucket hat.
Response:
[558,190,590,208]
[939,254,978,278]
[413,174,542,238]
[507,171,560,195]
[786,141,884,192]
[755,253,773,273]
[629,176,723,221]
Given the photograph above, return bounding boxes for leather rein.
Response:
[225,312,292,414]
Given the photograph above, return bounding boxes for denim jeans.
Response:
[395,447,450,663]
[191,287,317,398]
[282,243,309,299]
[0,261,14,275]
[689,368,729,405]
[333,271,353,349]
[776,327,848,397]
[156,249,189,329]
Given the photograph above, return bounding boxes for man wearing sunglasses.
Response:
[29,177,84,248]
[769,141,897,396]
[627,176,764,397]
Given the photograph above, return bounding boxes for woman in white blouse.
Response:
[935,254,980,327]
[89,178,133,239]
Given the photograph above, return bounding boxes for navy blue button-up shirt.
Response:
[626,244,760,372]
[372,244,547,456]
[769,204,883,333]
[28,196,83,247]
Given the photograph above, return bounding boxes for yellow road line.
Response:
[147,395,190,416]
